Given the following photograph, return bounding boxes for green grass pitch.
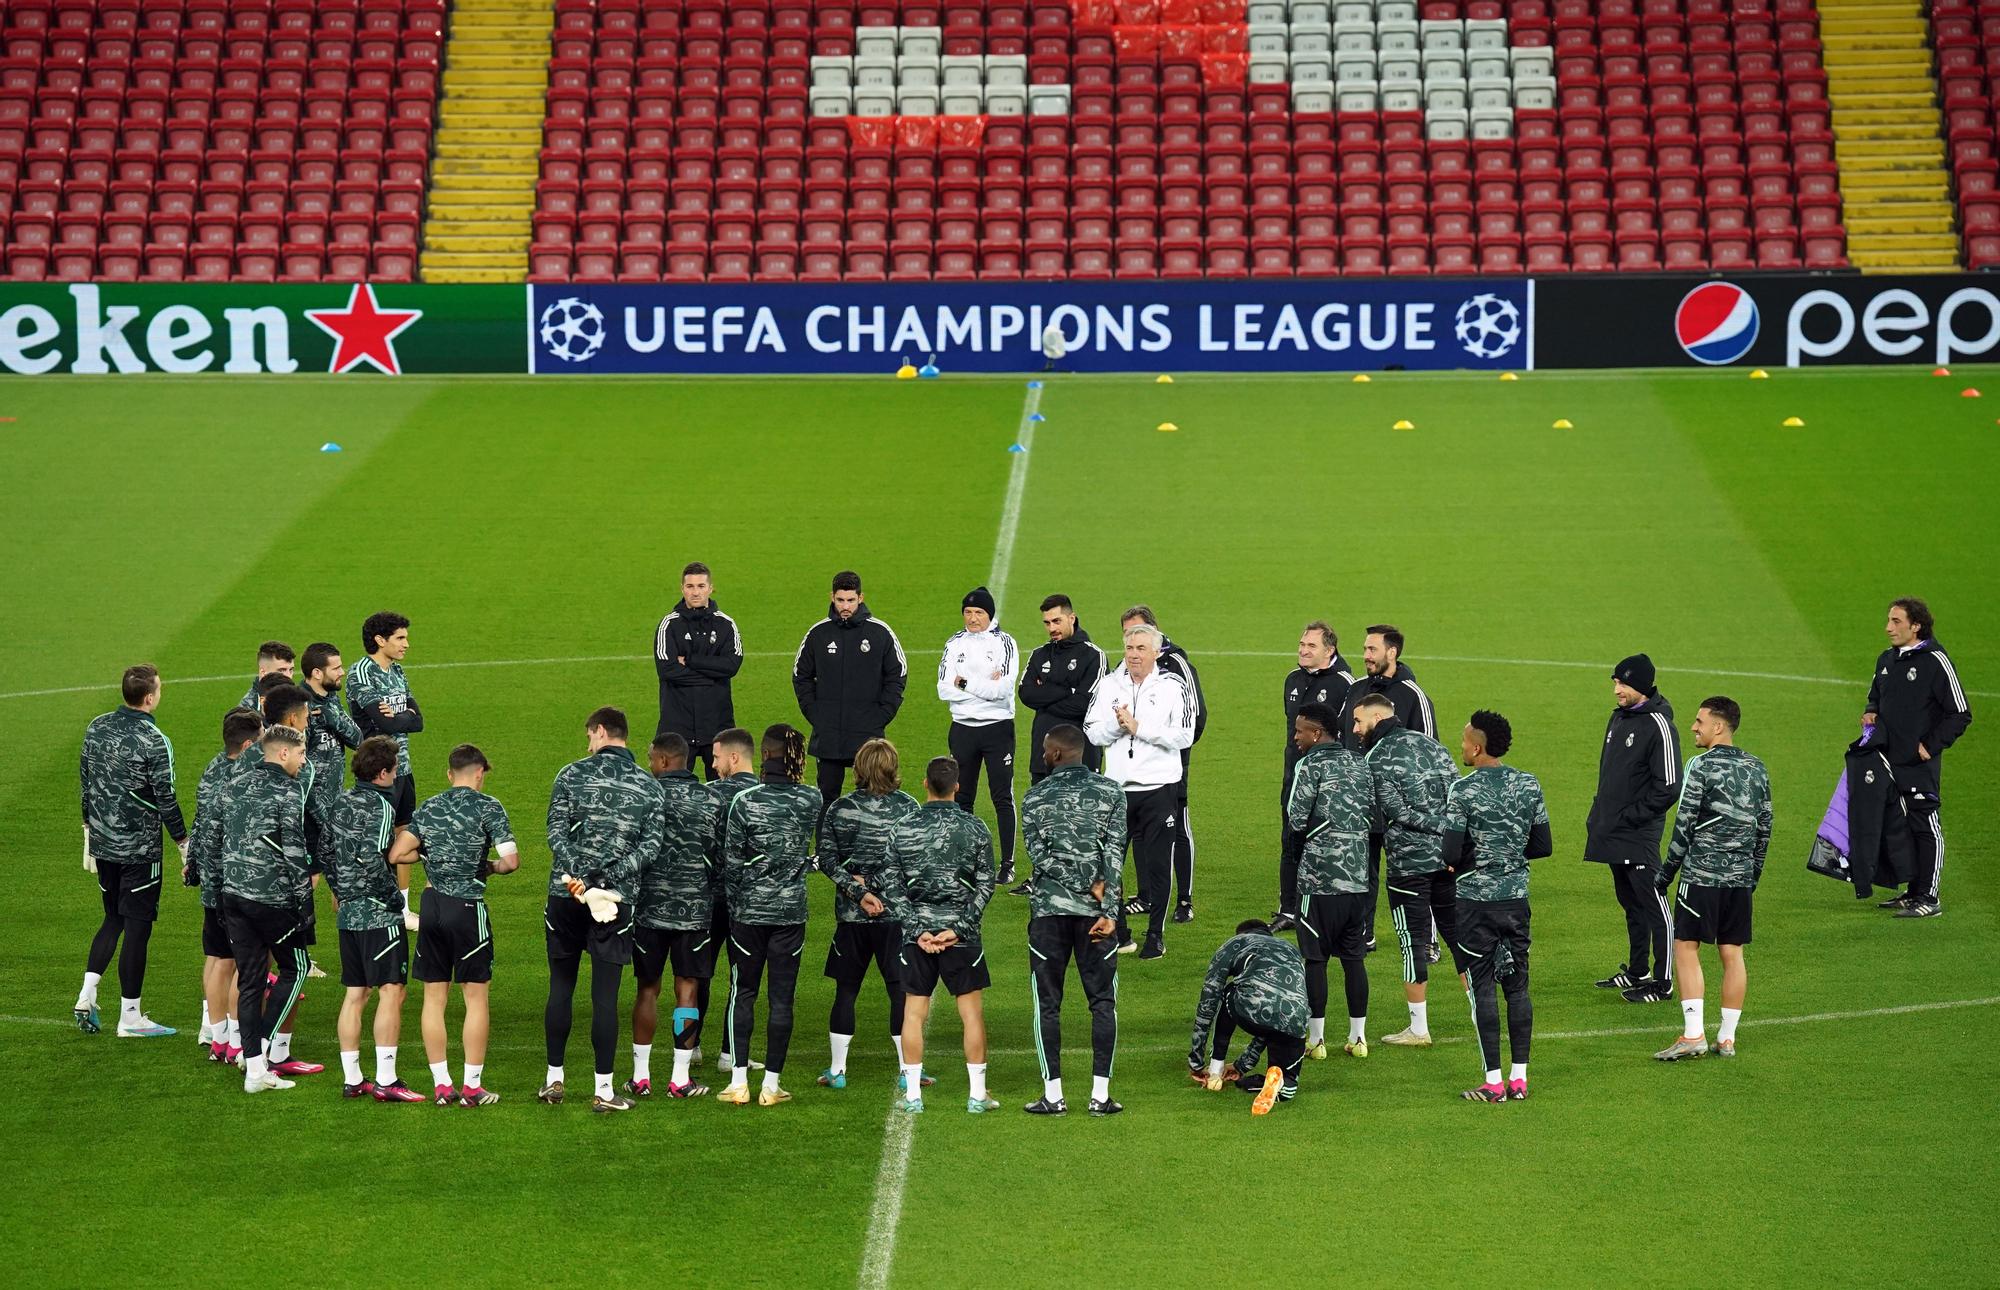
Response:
[0,366,1995,1286]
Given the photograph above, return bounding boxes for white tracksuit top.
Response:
[938,626,1019,725]
[1083,664,1196,790]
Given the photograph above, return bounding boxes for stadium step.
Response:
[420,0,555,283]
[1819,0,1960,270]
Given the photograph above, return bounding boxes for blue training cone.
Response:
[1029,412,1045,422]
[319,442,342,452]
[919,354,940,378]
[1007,443,1026,453]
[1027,379,1042,389]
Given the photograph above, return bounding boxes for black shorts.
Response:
[1456,898,1531,978]
[824,919,904,989]
[98,858,164,922]
[339,926,410,988]
[1297,890,1370,963]
[390,772,416,829]
[1673,882,1753,945]
[201,903,232,959]
[634,925,720,983]
[1385,876,1437,984]
[414,889,494,983]
[544,891,633,966]
[899,942,991,997]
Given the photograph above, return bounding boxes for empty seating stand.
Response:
[0,0,444,281]
[1935,1,2000,266]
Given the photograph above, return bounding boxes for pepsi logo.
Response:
[1675,282,1760,365]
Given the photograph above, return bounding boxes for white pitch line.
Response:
[985,381,1042,621]
[7,649,1994,706]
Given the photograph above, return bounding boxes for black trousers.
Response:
[545,952,624,1076]
[1172,778,1195,905]
[691,743,717,781]
[729,922,805,1075]
[1212,1002,1306,1085]
[1906,791,1945,902]
[693,897,729,1055]
[1278,758,1301,914]
[1114,785,1178,943]
[1610,862,1671,981]
[223,894,308,1061]
[1461,898,1533,1073]
[1364,835,1383,944]
[949,719,1017,866]
[815,757,851,809]
[1028,915,1118,1081]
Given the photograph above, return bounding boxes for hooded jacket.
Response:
[1584,692,1681,866]
[655,598,744,744]
[1337,661,1437,752]
[792,603,909,760]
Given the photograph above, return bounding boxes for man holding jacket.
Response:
[654,562,744,779]
[793,570,909,808]
[1864,597,1972,918]
[1586,653,1681,1003]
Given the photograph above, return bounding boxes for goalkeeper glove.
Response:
[83,826,96,875]
[581,887,623,924]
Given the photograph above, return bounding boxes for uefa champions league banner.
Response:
[526,279,1533,375]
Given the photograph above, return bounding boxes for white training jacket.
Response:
[1083,664,1197,790]
[937,625,1019,725]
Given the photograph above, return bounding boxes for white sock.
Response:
[829,1032,853,1075]
[730,1066,749,1090]
[595,1071,613,1099]
[1308,1016,1325,1045]
[121,997,142,1025]
[432,1061,452,1087]
[672,1047,693,1085]
[78,971,101,1008]
[1509,1062,1527,1082]
[200,1001,213,1042]
[1207,1058,1225,1077]
[245,1053,269,1079]
[1348,1015,1366,1044]
[761,1069,781,1093]
[633,1043,652,1082]
[546,1065,564,1087]
[891,1034,906,1065]
[967,1061,987,1101]
[1090,1075,1110,1103]
[377,1047,399,1086]
[224,1017,239,1046]
[901,1063,924,1103]
[1044,1077,1063,1103]
[340,1050,364,1084]
[1681,998,1705,1039]
[465,1062,483,1090]
[1719,1007,1741,1043]
[269,1031,292,1063]
[1485,1067,1503,1085]
[1410,1001,1429,1034]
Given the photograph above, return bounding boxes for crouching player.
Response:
[1188,920,1311,1114]
[410,744,519,1106]
[328,736,425,1100]
[878,757,997,1113]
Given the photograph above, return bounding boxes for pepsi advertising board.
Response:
[1536,274,2000,369]
[526,279,1533,374]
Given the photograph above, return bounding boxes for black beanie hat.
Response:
[962,586,996,617]
[1614,653,1656,695]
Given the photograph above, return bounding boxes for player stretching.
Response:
[1188,920,1311,1114]
[718,725,822,1107]
[410,744,519,1106]
[1653,698,1772,1062]
[1442,711,1552,1104]
[877,757,997,1113]
[189,707,266,1061]
[328,736,425,1101]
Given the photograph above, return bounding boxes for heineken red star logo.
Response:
[305,284,423,375]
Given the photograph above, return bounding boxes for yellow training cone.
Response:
[1353,373,1371,383]
[1155,374,1174,383]
[1156,421,1178,432]
[1749,369,1769,379]
[895,363,918,379]
[1499,372,1519,381]
[1552,418,1574,429]
[1392,419,1414,430]
[1782,416,1804,427]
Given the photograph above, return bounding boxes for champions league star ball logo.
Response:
[539,297,606,364]
[1454,294,1523,360]
[1675,282,1759,365]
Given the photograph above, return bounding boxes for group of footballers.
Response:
[71,589,1786,1117]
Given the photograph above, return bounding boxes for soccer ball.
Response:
[1454,293,1522,361]
[539,297,607,364]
